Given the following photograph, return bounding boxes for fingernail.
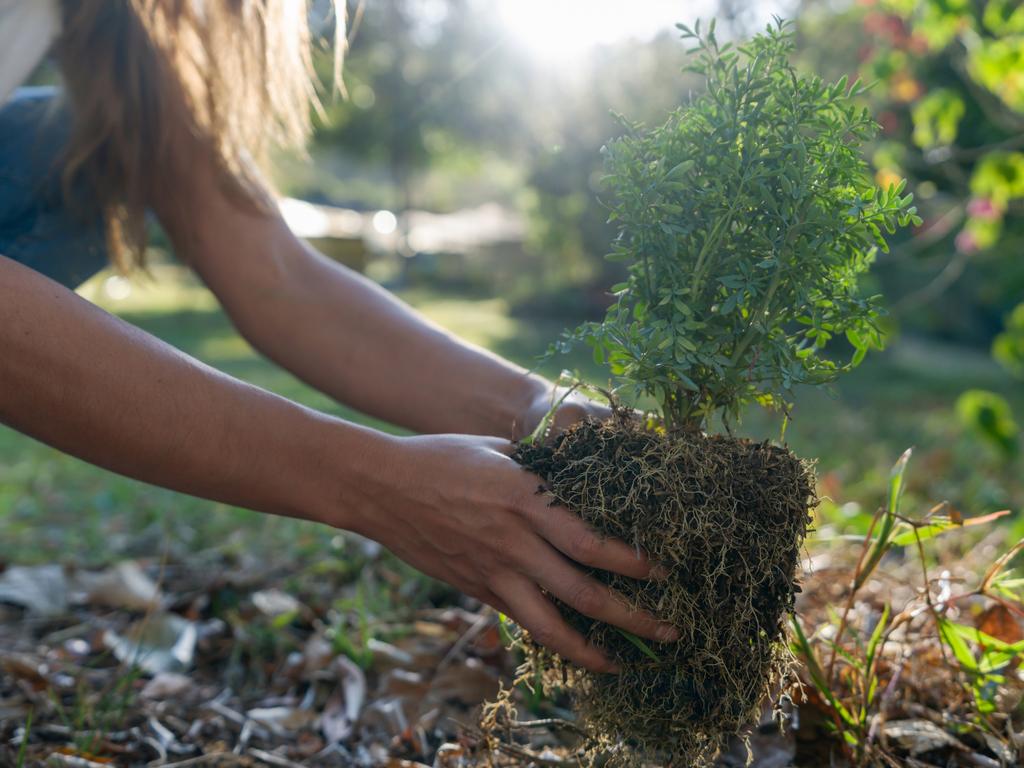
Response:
[603,661,622,674]
[657,625,680,642]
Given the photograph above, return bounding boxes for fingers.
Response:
[473,589,510,617]
[531,547,678,643]
[481,436,516,456]
[525,497,661,581]
[549,398,613,436]
[495,577,619,673]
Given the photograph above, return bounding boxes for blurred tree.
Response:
[797,0,1024,467]
[307,0,533,214]
[799,0,1024,346]
[297,0,700,303]
[515,33,696,303]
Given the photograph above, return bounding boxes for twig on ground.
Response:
[246,748,308,768]
[155,753,232,768]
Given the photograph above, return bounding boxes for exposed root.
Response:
[507,415,816,766]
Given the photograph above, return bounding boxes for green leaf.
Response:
[865,603,890,672]
[497,612,515,647]
[790,616,858,727]
[890,509,1011,547]
[855,449,911,591]
[616,628,661,662]
[942,619,1024,655]
[665,159,695,180]
[956,390,1019,458]
[890,520,956,547]
[937,618,980,672]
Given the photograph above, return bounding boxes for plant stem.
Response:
[732,265,782,365]
[690,178,746,298]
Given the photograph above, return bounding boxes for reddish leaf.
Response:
[977,604,1024,645]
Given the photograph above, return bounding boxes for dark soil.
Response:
[511,415,816,766]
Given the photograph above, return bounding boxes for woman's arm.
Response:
[0,254,356,521]
[0,255,675,671]
[161,163,586,440]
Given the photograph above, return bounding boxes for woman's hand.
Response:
[514,384,614,441]
[346,432,677,673]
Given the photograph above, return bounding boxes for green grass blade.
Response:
[890,509,1010,547]
[855,449,911,590]
[942,619,1024,654]
[887,448,911,519]
[615,628,661,662]
[890,520,956,547]
[16,708,32,768]
[865,603,890,672]
[497,612,516,647]
[937,618,980,672]
[790,616,858,728]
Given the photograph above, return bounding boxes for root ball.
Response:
[511,416,815,765]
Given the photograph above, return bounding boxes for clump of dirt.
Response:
[510,414,816,766]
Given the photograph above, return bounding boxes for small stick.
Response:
[150,752,232,768]
[504,717,586,736]
[247,748,307,768]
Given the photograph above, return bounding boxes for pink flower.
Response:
[955,230,980,254]
[967,198,1001,221]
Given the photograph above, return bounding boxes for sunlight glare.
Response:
[496,0,791,64]
[104,275,132,301]
[496,0,713,64]
[372,210,399,235]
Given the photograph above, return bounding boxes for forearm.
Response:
[233,237,548,438]
[0,255,380,525]
[172,202,549,438]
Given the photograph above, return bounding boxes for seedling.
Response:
[505,18,920,766]
[562,18,920,432]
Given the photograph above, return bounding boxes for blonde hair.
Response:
[55,0,345,270]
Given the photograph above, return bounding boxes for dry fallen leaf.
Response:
[140,671,194,700]
[978,604,1024,645]
[320,655,367,743]
[246,706,318,735]
[882,719,963,756]
[1,652,50,689]
[251,588,302,618]
[103,612,196,675]
[368,637,416,668]
[361,696,409,740]
[0,565,69,617]
[301,632,335,678]
[428,657,500,706]
[78,561,163,612]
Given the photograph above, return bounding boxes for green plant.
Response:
[956,388,1020,458]
[792,450,1022,766]
[496,18,926,767]
[15,708,31,768]
[561,18,921,431]
[994,302,1024,379]
[48,663,143,760]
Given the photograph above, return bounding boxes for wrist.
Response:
[508,374,553,440]
[281,409,396,534]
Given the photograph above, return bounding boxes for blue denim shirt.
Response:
[0,87,108,288]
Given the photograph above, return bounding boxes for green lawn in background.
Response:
[1,265,1021,567]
